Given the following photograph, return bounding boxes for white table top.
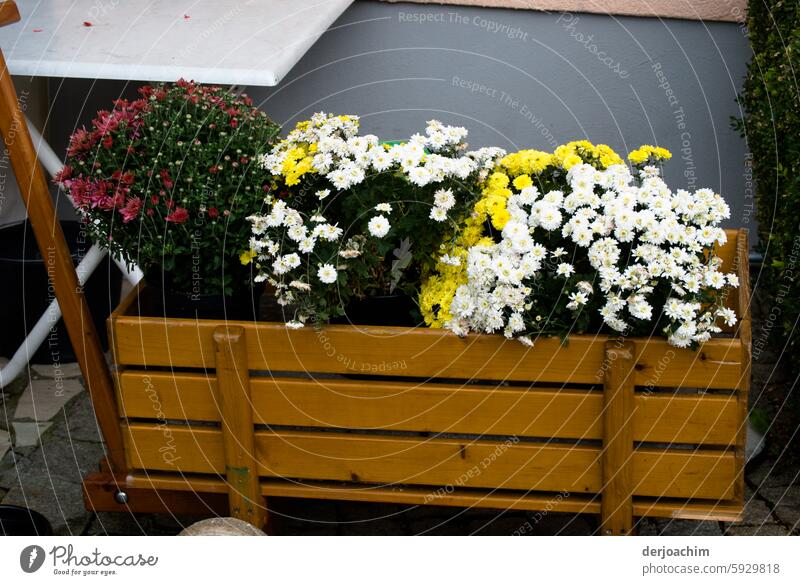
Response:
[0,0,353,86]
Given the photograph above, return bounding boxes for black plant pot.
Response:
[0,220,121,362]
[144,271,262,321]
[342,293,419,327]
[0,505,53,536]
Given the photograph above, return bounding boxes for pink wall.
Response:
[380,0,747,23]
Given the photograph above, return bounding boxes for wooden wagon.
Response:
[77,229,751,535]
[0,6,750,532]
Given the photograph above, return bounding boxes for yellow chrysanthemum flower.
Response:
[628,145,673,165]
[239,249,257,265]
[512,174,533,190]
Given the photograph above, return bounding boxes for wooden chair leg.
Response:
[0,34,126,471]
[600,340,636,535]
[214,326,269,531]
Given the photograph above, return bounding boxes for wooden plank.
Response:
[213,326,267,529]
[734,228,752,504]
[635,338,742,390]
[118,371,739,445]
[118,370,220,420]
[82,471,228,516]
[122,425,736,500]
[716,228,744,333]
[123,424,224,473]
[601,341,635,535]
[634,498,742,522]
[0,2,20,28]
[255,431,602,494]
[262,479,593,517]
[717,229,740,274]
[633,394,738,445]
[113,311,742,388]
[121,471,742,522]
[633,447,736,499]
[0,47,127,471]
[113,317,611,384]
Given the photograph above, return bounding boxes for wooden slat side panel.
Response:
[717,228,741,332]
[717,229,740,275]
[121,425,735,500]
[734,228,752,504]
[114,318,741,388]
[118,371,220,420]
[254,380,603,440]
[260,479,597,515]
[113,318,611,383]
[120,472,742,521]
[634,339,741,390]
[122,424,224,474]
[260,433,735,500]
[634,394,739,445]
[118,372,604,437]
[632,448,735,500]
[256,431,602,494]
[119,372,738,445]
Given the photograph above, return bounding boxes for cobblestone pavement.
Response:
[1,358,798,536]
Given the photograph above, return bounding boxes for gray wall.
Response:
[45,0,753,228]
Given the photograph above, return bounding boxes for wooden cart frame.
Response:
[80,228,750,535]
[1,5,750,533]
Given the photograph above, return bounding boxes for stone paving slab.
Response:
[10,421,53,448]
[50,392,103,444]
[14,378,84,421]
[31,362,83,379]
[0,429,10,461]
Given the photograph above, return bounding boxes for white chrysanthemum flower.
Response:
[433,188,456,211]
[567,291,589,310]
[538,205,563,231]
[408,166,432,186]
[317,263,338,284]
[287,225,307,242]
[316,189,331,200]
[556,262,575,278]
[517,336,534,347]
[368,215,391,237]
[628,296,653,320]
[286,320,305,329]
[375,203,393,213]
[705,271,726,289]
[284,253,301,269]
[440,254,461,266]
[717,307,737,327]
[429,207,448,222]
[298,238,315,254]
[314,223,343,242]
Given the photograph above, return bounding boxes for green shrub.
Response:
[734,0,800,369]
[734,0,800,460]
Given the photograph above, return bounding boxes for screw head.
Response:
[114,490,129,504]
